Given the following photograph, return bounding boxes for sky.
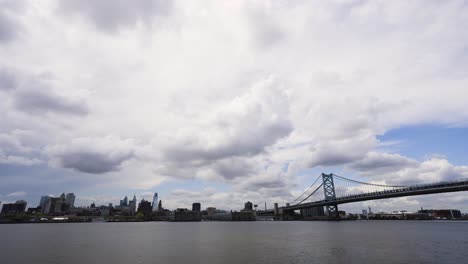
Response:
[1,0,468,213]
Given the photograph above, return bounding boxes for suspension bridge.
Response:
[258,173,468,218]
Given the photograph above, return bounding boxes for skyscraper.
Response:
[65,193,75,208]
[192,203,201,212]
[152,193,158,211]
[244,201,253,211]
[129,195,137,213]
[120,196,128,207]
[1,200,27,216]
[39,196,50,208]
[138,199,152,216]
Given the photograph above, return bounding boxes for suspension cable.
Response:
[296,183,324,205]
[332,174,408,188]
[290,174,322,204]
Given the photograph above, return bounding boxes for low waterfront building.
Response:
[174,208,201,221]
[232,211,256,221]
[418,209,462,219]
[209,212,232,221]
[301,207,325,217]
[0,200,27,216]
[26,206,42,215]
[206,207,216,216]
[68,207,99,216]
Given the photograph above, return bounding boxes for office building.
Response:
[244,201,253,211]
[129,195,137,213]
[192,203,201,212]
[300,207,325,217]
[43,194,67,215]
[137,199,152,216]
[206,207,216,216]
[152,193,158,211]
[1,200,27,216]
[39,196,50,208]
[120,196,128,207]
[65,193,75,208]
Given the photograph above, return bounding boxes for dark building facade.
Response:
[419,209,462,219]
[232,211,255,221]
[244,201,253,211]
[1,201,27,216]
[174,208,201,221]
[137,199,152,216]
[192,203,201,212]
[301,206,325,217]
[42,196,69,215]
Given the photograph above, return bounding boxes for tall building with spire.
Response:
[152,193,158,211]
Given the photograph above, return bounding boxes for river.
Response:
[1,221,467,264]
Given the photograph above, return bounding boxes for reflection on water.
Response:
[1,221,468,264]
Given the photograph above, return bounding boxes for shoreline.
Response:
[2,218,468,224]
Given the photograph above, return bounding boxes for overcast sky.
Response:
[1,0,468,213]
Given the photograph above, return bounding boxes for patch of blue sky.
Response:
[377,124,468,166]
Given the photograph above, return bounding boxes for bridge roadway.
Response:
[259,179,468,214]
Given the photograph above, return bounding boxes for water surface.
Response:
[1,221,467,264]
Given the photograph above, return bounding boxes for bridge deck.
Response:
[259,180,468,214]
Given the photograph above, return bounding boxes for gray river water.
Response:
[1,221,467,264]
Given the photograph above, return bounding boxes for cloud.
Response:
[0,153,42,166]
[388,158,468,185]
[0,132,32,154]
[347,152,418,176]
[1,1,468,210]
[348,153,468,186]
[13,86,88,116]
[0,131,43,166]
[0,0,24,43]
[58,0,172,33]
[245,2,286,48]
[0,67,88,116]
[158,76,293,181]
[0,14,17,43]
[6,191,27,197]
[0,67,18,90]
[209,157,256,180]
[303,135,377,168]
[47,136,136,174]
[166,77,291,160]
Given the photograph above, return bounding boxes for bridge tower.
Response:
[322,173,338,217]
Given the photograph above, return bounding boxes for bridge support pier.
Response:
[322,173,339,218]
[325,205,338,217]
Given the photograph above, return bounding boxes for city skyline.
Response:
[1,1,468,213]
